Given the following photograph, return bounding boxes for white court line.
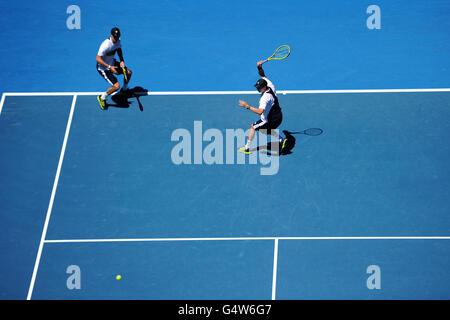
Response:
[2,88,450,97]
[271,239,279,301]
[44,236,450,243]
[0,93,6,115]
[44,235,449,301]
[27,95,77,300]
[7,89,447,299]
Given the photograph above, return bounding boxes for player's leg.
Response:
[113,61,132,91]
[98,82,120,110]
[259,114,287,151]
[268,113,286,147]
[238,120,266,154]
[238,124,255,154]
[122,68,132,91]
[106,82,120,95]
[269,128,285,144]
[97,65,120,110]
[270,129,287,151]
[245,124,256,151]
[125,68,132,81]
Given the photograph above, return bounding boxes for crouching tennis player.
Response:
[238,61,287,154]
[96,27,132,110]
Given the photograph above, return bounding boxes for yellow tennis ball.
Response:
[116,275,122,280]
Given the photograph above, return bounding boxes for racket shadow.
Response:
[106,86,148,112]
[254,128,323,157]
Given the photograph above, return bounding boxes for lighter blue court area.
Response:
[0,0,450,93]
[1,0,450,300]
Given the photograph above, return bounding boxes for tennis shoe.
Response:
[238,146,252,154]
[281,138,287,150]
[97,95,107,110]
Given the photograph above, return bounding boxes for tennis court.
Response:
[1,0,449,300]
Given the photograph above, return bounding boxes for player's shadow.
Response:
[107,86,148,111]
[256,130,319,156]
[257,129,324,156]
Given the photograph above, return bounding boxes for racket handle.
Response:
[122,68,129,83]
[262,59,268,64]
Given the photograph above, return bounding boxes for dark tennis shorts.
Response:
[96,60,121,85]
[252,112,283,131]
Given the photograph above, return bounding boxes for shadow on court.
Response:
[256,129,323,156]
[107,86,148,111]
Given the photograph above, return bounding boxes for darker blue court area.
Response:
[43,92,450,241]
[0,96,73,298]
[33,240,274,300]
[277,239,450,299]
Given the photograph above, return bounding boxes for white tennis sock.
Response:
[269,129,283,142]
[101,92,107,100]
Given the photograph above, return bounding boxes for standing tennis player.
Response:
[96,27,132,110]
[238,61,287,154]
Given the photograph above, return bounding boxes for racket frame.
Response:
[263,45,291,63]
[122,66,129,83]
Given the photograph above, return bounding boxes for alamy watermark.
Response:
[170,121,280,175]
[66,265,81,290]
[366,265,381,290]
[66,5,81,30]
[366,5,381,30]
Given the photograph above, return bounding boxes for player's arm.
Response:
[96,55,118,73]
[96,55,110,69]
[238,100,264,115]
[117,48,125,68]
[257,60,266,77]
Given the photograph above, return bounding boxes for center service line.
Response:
[271,238,279,300]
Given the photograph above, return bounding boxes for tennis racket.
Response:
[289,128,323,136]
[262,45,291,64]
[122,66,129,83]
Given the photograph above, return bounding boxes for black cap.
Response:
[111,27,121,39]
[254,78,268,90]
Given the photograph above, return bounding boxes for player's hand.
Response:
[120,61,125,68]
[110,66,119,74]
[257,60,264,68]
[239,100,249,109]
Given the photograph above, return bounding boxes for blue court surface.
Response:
[1,0,450,300]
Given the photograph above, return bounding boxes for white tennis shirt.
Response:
[258,77,277,122]
[97,37,122,71]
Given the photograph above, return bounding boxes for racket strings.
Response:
[271,45,290,60]
[304,128,323,136]
[274,47,290,59]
